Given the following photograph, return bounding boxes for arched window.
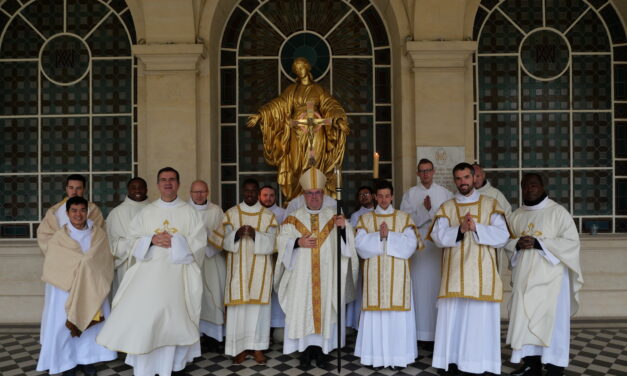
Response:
[0,0,137,238]
[473,0,627,233]
[219,0,392,208]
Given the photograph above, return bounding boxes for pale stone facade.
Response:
[1,0,627,323]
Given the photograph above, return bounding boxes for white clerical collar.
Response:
[522,196,550,211]
[188,198,208,211]
[156,196,183,208]
[477,181,492,192]
[68,219,94,233]
[360,206,374,212]
[455,189,479,203]
[239,201,262,213]
[375,205,394,215]
[125,195,148,207]
[305,206,322,214]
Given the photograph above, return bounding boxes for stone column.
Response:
[133,43,204,198]
[406,41,477,162]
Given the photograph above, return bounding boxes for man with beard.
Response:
[505,174,583,376]
[106,177,149,298]
[428,162,510,375]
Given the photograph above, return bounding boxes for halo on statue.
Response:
[279,31,331,82]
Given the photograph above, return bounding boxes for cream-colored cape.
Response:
[96,198,205,354]
[209,202,277,305]
[38,199,105,254]
[356,209,422,311]
[505,198,583,349]
[427,195,509,302]
[276,206,358,340]
[41,224,113,331]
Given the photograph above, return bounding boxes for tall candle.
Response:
[335,168,341,188]
[373,152,379,179]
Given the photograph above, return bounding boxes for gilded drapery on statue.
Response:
[247,57,349,202]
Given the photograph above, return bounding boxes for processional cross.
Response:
[290,101,332,167]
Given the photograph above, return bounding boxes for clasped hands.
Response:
[298,215,346,248]
[152,231,172,248]
[236,225,256,240]
[459,212,477,233]
[516,235,536,250]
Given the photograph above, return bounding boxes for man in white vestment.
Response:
[97,167,205,376]
[37,197,116,376]
[400,158,453,349]
[354,180,422,368]
[188,180,226,353]
[473,163,512,217]
[259,185,287,340]
[428,162,510,375]
[106,177,149,298]
[209,179,277,364]
[38,174,105,254]
[276,167,358,369]
[505,174,583,376]
[346,185,375,330]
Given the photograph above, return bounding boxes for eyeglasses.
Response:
[418,168,433,173]
[358,193,371,197]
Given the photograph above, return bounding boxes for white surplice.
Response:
[106,196,149,298]
[266,203,287,328]
[346,205,373,329]
[353,205,418,368]
[37,221,116,374]
[429,190,509,375]
[477,180,513,274]
[277,206,358,354]
[189,199,226,341]
[222,201,276,356]
[96,197,205,376]
[400,182,453,341]
[505,197,583,367]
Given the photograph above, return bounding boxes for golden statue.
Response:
[247,57,349,201]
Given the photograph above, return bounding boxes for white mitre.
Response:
[299,167,326,191]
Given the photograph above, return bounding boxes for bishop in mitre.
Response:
[209,179,277,364]
[188,180,226,351]
[427,163,511,375]
[37,196,116,376]
[97,167,205,376]
[276,167,358,369]
[354,180,422,368]
[505,174,583,376]
[105,177,149,298]
[38,174,105,254]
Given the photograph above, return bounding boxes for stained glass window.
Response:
[219,0,392,209]
[0,0,137,238]
[474,0,627,233]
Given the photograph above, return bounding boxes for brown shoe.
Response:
[253,350,266,364]
[233,350,248,364]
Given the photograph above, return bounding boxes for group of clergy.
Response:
[34,160,582,376]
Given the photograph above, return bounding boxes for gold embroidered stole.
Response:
[432,195,505,302]
[218,205,276,306]
[356,210,414,311]
[282,213,335,334]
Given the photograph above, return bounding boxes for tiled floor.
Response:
[1,327,626,375]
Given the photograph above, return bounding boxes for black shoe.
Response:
[62,367,77,376]
[511,355,542,376]
[80,364,97,376]
[313,348,329,369]
[545,363,564,376]
[172,369,189,376]
[299,350,312,369]
[443,363,461,376]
